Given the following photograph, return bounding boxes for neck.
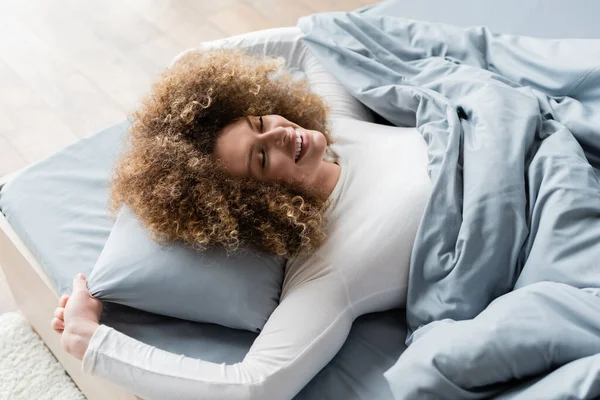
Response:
[314,159,341,199]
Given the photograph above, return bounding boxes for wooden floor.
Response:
[0,0,378,313]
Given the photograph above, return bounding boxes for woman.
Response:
[50,48,431,399]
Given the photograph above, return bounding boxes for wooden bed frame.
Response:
[0,172,138,400]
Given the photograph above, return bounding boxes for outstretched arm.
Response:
[170,27,373,122]
[55,273,352,400]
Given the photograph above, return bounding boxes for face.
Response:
[214,114,328,189]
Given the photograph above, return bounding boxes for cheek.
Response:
[269,154,298,181]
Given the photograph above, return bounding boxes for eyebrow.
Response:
[245,117,254,176]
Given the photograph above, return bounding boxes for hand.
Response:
[51,273,103,360]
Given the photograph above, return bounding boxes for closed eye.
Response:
[259,116,267,170]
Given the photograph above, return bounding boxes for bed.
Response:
[1,1,599,399]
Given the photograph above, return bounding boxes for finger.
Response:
[59,294,70,308]
[54,307,65,320]
[72,273,89,293]
[51,317,64,331]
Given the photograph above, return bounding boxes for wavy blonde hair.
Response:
[110,49,335,258]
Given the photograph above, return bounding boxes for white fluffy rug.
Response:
[0,312,85,400]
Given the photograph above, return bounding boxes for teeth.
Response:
[294,129,303,161]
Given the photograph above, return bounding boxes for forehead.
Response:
[215,117,252,177]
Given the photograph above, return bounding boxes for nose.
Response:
[259,126,293,149]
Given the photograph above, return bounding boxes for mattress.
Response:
[2,1,599,398]
[0,121,406,399]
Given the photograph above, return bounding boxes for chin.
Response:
[313,131,328,151]
[298,130,327,166]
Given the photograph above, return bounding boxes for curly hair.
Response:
[110,48,336,258]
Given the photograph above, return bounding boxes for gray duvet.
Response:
[300,11,600,400]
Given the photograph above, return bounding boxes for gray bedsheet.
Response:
[0,121,403,399]
[300,9,600,400]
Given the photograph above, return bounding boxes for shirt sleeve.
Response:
[82,276,352,400]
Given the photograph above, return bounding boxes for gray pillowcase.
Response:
[88,207,285,332]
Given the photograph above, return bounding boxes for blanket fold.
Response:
[300,12,600,399]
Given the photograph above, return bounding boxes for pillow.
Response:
[88,27,368,333]
[88,207,285,332]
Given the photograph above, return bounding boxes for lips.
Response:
[294,128,309,163]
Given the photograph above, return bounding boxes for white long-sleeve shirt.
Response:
[82,27,432,400]
[82,116,431,399]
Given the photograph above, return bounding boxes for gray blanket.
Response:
[299,12,600,399]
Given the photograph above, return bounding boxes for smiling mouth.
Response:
[294,128,309,163]
[294,129,302,162]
